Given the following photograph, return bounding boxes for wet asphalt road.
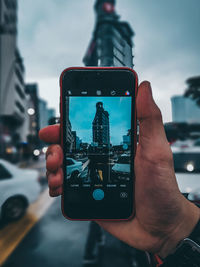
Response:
[2,156,133,267]
[3,196,89,267]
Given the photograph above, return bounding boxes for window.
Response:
[113,46,124,63]
[4,0,16,9]
[4,0,11,9]
[15,101,25,113]
[15,68,24,85]
[0,164,12,180]
[15,85,25,99]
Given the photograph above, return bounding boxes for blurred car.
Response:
[176,172,200,194]
[171,142,200,195]
[66,157,83,179]
[0,159,40,222]
[112,154,130,180]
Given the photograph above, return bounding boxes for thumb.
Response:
[136,81,168,148]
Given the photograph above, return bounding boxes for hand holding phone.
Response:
[39,80,199,258]
[60,67,138,220]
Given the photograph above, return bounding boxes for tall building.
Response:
[171,95,200,123]
[25,83,40,147]
[93,102,110,146]
[47,108,56,124]
[65,96,74,152]
[0,0,28,158]
[71,131,76,152]
[83,0,134,67]
[123,135,130,145]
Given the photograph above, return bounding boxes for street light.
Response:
[27,108,35,116]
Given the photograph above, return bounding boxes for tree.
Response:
[184,76,200,106]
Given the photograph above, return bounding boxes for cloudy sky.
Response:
[18,0,200,122]
[69,97,131,145]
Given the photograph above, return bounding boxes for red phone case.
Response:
[60,66,138,221]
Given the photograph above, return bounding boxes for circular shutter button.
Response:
[93,189,104,200]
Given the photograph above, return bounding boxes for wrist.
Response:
[158,197,200,258]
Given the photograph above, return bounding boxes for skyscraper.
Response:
[0,0,28,158]
[83,0,134,67]
[93,102,110,146]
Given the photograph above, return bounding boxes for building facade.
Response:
[83,0,134,68]
[93,102,110,147]
[25,83,40,149]
[0,0,29,159]
[171,95,200,123]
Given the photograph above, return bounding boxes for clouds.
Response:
[18,0,200,121]
[18,0,94,78]
[117,0,200,119]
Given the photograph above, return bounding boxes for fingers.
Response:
[49,186,63,197]
[136,81,168,147]
[46,144,63,172]
[39,124,60,144]
[48,168,63,197]
[39,125,63,197]
[46,144,63,197]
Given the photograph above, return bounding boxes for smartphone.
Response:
[60,67,138,220]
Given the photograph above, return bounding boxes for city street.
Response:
[0,157,90,267]
[0,157,132,267]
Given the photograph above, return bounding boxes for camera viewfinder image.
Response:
[65,96,132,187]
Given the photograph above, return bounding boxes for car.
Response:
[111,154,130,180]
[66,157,83,179]
[0,159,40,222]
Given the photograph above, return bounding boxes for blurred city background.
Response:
[0,0,200,266]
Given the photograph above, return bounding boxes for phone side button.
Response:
[92,189,104,201]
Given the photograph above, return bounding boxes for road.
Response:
[0,156,133,267]
[3,197,89,267]
[2,155,198,267]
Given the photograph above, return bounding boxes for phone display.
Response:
[60,67,137,220]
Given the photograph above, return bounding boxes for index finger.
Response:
[39,124,60,144]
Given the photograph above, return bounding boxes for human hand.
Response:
[39,81,200,258]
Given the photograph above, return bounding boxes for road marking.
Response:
[0,188,55,266]
[82,159,89,170]
[98,170,103,181]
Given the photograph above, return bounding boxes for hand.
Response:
[39,81,200,258]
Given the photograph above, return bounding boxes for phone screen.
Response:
[61,68,136,219]
[65,96,132,198]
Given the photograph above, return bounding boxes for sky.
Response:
[18,0,200,122]
[69,97,131,145]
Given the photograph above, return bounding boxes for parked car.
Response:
[0,159,40,222]
[111,154,130,180]
[66,157,83,179]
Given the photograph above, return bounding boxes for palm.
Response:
[39,81,199,257]
[98,140,183,253]
[97,82,187,253]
